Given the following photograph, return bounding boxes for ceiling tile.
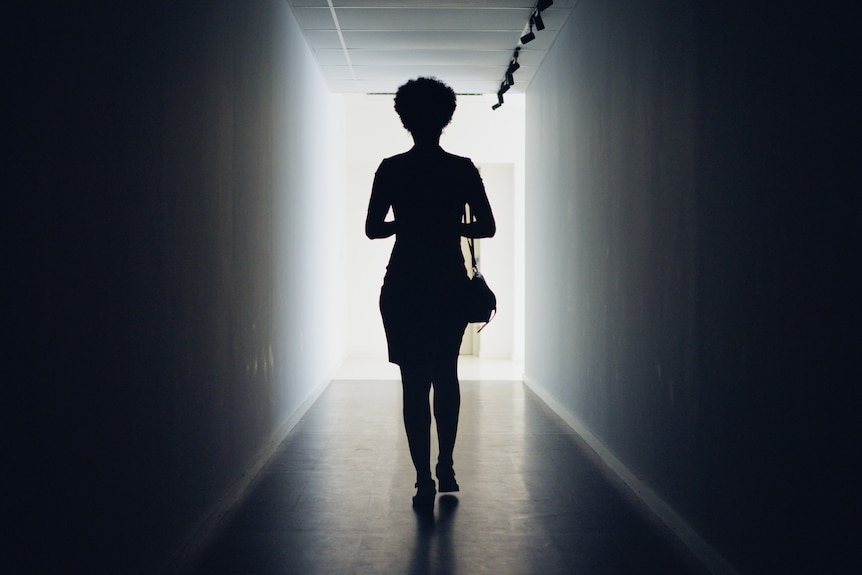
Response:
[341,31,519,51]
[332,1,534,7]
[332,8,531,32]
[293,8,336,30]
[287,0,577,94]
[344,49,516,67]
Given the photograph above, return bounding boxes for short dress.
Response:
[367,145,490,366]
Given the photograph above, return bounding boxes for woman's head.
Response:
[394,77,457,139]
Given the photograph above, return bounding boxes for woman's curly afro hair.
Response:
[394,77,457,136]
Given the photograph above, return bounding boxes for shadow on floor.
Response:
[190,380,708,575]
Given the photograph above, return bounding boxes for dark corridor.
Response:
[190,380,707,575]
[8,1,859,574]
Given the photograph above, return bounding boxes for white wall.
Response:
[342,92,525,361]
[273,24,347,415]
[469,163,514,358]
[9,1,350,571]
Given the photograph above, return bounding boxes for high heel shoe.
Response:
[436,464,460,493]
[412,480,436,511]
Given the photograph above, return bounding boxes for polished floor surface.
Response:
[190,377,708,574]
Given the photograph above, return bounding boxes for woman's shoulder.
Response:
[377,152,402,166]
[378,148,476,173]
[439,151,480,176]
[377,150,414,170]
[439,149,474,163]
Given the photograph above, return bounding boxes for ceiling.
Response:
[286,0,579,95]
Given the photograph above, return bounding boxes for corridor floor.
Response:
[190,378,708,575]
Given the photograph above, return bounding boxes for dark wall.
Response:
[8,1,341,572]
[525,0,859,572]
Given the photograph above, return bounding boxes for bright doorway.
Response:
[339,92,525,372]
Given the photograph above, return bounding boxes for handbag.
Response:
[463,206,496,332]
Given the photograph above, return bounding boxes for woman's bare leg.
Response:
[399,362,434,486]
[431,351,461,474]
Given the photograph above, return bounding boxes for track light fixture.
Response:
[520,0,552,45]
[505,47,520,86]
[533,10,545,31]
[492,46,521,110]
[492,89,504,110]
[520,20,535,44]
[493,0,552,109]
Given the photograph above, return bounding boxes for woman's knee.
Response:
[431,355,458,385]
[400,361,432,383]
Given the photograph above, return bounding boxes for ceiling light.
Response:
[509,46,521,69]
[492,90,504,110]
[533,11,545,31]
[537,0,553,11]
[493,43,521,110]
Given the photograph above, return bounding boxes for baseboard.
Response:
[522,375,740,575]
[161,373,334,575]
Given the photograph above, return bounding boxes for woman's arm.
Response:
[461,211,495,238]
[365,164,397,239]
[366,218,396,239]
[461,165,496,239]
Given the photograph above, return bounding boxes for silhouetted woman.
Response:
[366,77,496,511]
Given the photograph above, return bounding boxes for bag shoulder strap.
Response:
[463,204,478,271]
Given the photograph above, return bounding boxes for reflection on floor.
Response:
[190,380,708,574]
[334,355,525,382]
